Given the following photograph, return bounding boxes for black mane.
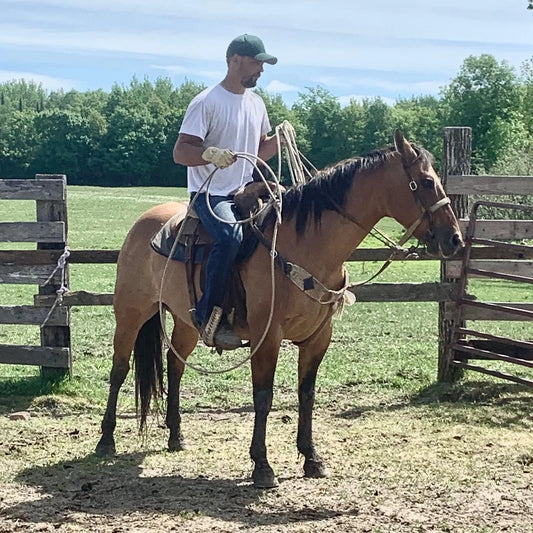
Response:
[275,143,433,235]
[280,145,397,235]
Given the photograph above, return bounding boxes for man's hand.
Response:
[202,147,236,169]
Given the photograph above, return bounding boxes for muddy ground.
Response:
[1,389,532,533]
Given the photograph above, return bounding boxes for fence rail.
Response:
[0,174,71,377]
[1,128,532,386]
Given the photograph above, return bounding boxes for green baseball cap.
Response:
[226,34,278,65]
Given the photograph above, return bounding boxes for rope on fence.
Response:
[40,246,71,328]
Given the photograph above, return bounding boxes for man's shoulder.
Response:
[189,84,220,104]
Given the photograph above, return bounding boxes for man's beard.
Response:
[242,76,258,88]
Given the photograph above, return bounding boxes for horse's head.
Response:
[390,130,463,258]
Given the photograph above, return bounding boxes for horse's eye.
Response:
[421,178,434,189]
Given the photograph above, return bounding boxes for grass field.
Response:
[0,186,532,532]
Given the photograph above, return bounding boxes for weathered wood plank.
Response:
[0,305,69,326]
[458,219,533,240]
[0,178,66,201]
[0,265,60,284]
[35,291,114,307]
[439,127,472,383]
[35,183,71,377]
[0,222,65,243]
[0,249,120,265]
[0,344,70,367]
[34,283,458,307]
[446,260,533,279]
[349,282,457,302]
[447,175,533,195]
[445,302,533,321]
[1,245,531,267]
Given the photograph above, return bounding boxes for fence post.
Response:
[36,174,72,380]
[438,127,471,382]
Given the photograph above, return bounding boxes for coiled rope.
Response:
[158,123,304,375]
[39,246,71,327]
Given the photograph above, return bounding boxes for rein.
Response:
[324,152,452,288]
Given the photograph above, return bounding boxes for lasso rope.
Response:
[39,246,71,327]
[157,126,297,375]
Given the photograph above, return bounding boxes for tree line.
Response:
[1,54,532,187]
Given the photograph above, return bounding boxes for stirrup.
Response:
[202,306,223,346]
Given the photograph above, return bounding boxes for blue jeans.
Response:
[191,193,243,325]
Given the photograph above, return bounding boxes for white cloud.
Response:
[1,0,531,104]
[264,80,299,93]
[0,70,78,91]
[151,64,224,81]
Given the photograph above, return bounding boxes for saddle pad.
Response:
[150,212,260,265]
[150,216,207,264]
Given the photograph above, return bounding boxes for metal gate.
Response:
[448,201,533,387]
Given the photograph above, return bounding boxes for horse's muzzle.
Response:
[422,228,464,258]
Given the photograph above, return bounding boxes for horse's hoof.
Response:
[304,459,329,478]
[252,464,279,489]
[168,439,187,452]
[95,440,115,457]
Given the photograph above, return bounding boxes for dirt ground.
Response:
[1,392,532,533]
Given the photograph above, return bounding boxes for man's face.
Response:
[237,56,264,88]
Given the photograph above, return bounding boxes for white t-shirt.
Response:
[179,84,272,195]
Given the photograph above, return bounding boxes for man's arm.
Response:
[257,134,280,163]
[173,133,207,166]
[173,133,236,169]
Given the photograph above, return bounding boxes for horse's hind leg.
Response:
[95,321,138,457]
[166,317,198,452]
[296,320,332,479]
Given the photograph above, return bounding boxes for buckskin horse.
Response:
[95,130,463,488]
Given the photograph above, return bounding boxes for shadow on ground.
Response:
[339,380,533,428]
[5,450,347,529]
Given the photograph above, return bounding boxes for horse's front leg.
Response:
[249,329,282,489]
[296,318,332,478]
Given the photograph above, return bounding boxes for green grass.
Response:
[1,187,532,533]
[0,185,532,411]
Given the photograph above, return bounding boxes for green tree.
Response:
[156,78,205,187]
[391,95,444,159]
[0,108,39,177]
[359,98,393,153]
[441,54,523,171]
[519,58,533,136]
[32,107,107,183]
[293,87,346,169]
[100,79,170,185]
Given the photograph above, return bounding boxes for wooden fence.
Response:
[0,175,71,378]
[1,128,532,384]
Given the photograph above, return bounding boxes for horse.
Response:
[95,130,464,488]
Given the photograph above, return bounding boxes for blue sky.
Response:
[1,0,532,106]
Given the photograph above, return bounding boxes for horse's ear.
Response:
[394,129,417,162]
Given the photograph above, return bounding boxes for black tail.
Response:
[134,312,164,431]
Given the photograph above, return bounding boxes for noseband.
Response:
[400,151,451,246]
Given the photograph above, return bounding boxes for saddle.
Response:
[150,181,282,330]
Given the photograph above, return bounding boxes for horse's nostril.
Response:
[451,233,463,248]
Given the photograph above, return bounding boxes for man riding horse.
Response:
[173,34,282,351]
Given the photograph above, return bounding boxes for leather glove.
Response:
[202,147,236,169]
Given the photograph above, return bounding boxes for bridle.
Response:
[326,147,452,286]
[333,148,451,254]
[399,149,451,245]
